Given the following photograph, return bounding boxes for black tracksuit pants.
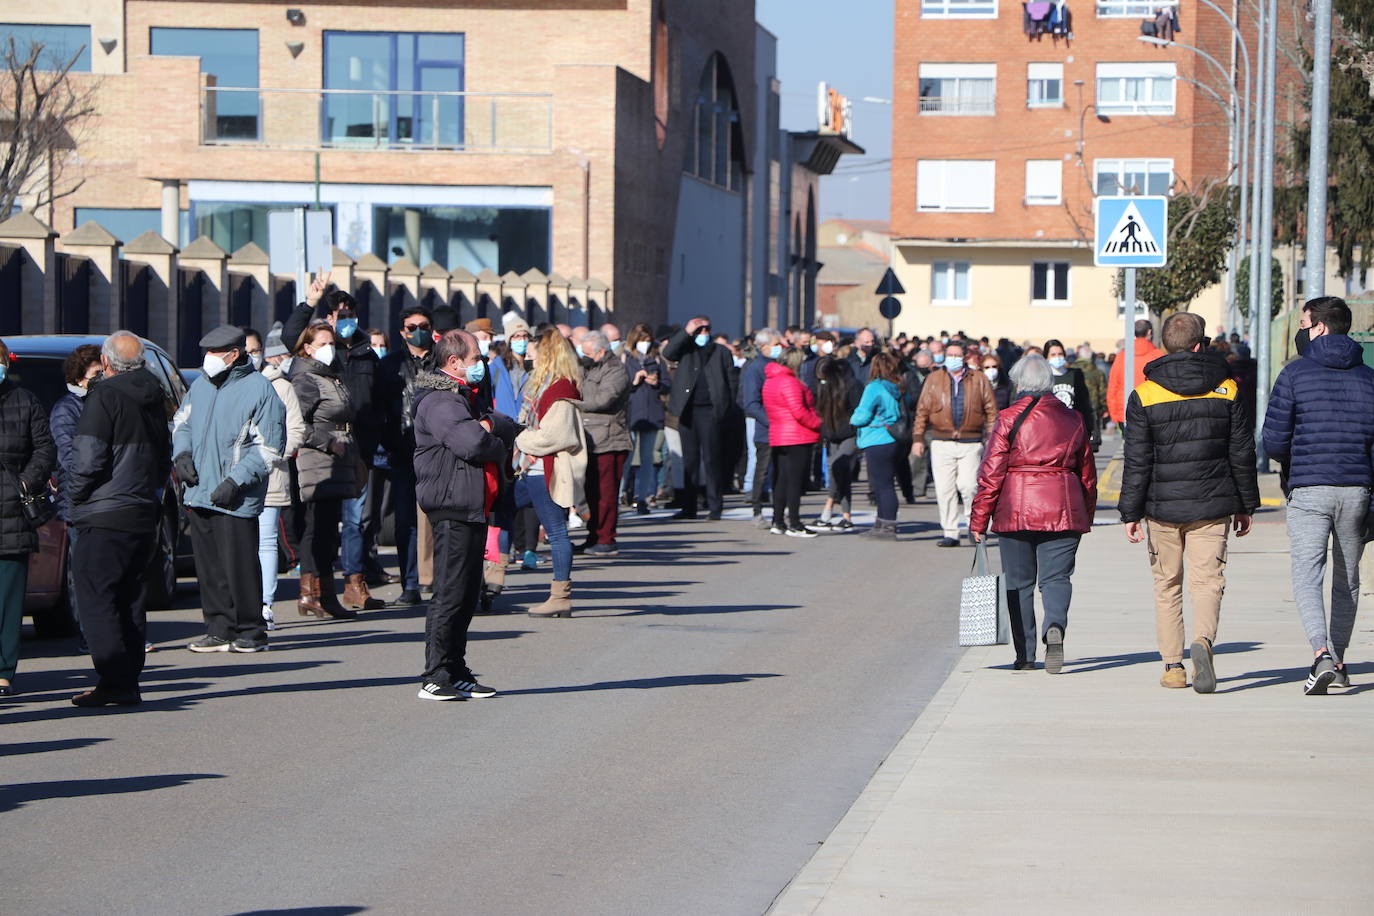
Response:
[188,508,265,643]
[73,525,156,693]
[423,518,485,686]
[678,404,722,516]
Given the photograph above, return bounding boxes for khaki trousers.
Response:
[1145,517,1229,664]
[417,502,435,587]
[930,439,983,538]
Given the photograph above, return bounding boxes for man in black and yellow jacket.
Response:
[1119,312,1260,694]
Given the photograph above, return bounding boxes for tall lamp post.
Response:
[1304,0,1334,299]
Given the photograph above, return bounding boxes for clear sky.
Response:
[756,0,894,224]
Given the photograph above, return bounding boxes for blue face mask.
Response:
[336,318,358,339]
[694,332,711,349]
[768,344,783,360]
[932,353,946,366]
[610,340,623,353]
[372,346,387,360]
[465,360,486,385]
[810,343,819,354]
[1049,356,1067,370]
[512,339,528,356]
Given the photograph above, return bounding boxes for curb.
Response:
[766,645,987,916]
[1096,454,1282,507]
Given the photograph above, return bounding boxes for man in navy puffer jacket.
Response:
[1263,296,1374,695]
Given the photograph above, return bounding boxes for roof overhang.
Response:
[790,131,865,175]
[893,237,1089,249]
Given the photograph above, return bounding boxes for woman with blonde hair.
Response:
[514,327,587,617]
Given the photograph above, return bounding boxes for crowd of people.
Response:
[0,285,1363,705]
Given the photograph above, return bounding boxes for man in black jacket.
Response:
[67,332,172,707]
[1120,312,1260,694]
[378,304,434,605]
[663,315,733,519]
[412,330,517,700]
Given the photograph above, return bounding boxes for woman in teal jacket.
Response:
[849,351,904,539]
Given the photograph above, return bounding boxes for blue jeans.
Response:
[633,428,659,503]
[340,479,367,576]
[517,475,572,582]
[391,462,420,591]
[258,506,280,607]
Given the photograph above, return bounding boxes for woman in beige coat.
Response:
[515,328,587,617]
[254,325,306,630]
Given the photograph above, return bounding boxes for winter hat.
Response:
[502,311,531,336]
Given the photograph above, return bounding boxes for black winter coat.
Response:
[412,372,516,524]
[1119,351,1260,524]
[624,354,670,430]
[283,304,383,465]
[68,368,170,532]
[378,347,429,456]
[0,380,56,555]
[662,329,733,420]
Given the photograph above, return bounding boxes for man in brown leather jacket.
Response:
[912,340,998,546]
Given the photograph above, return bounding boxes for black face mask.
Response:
[1295,327,1311,356]
[408,329,434,351]
[580,355,596,370]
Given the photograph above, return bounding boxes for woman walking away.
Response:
[762,348,821,538]
[850,351,904,540]
[813,356,861,531]
[969,354,1097,673]
[258,324,306,630]
[0,338,56,695]
[623,323,670,516]
[515,328,587,617]
[291,323,360,620]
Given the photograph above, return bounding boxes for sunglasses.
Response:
[404,323,431,332]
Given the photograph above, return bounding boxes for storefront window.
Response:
[372,205,548,274]
[323,31,464,148]
[150,27,259,140]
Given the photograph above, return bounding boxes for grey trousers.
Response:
[1287,485,1369,659]
[999,531,1082,663]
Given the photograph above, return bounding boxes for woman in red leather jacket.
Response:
[969,353,1097,674]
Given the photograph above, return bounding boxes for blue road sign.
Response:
[1094,196,1168,268]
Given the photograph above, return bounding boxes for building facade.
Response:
[3,0,854,341]
[889,0,1242,349]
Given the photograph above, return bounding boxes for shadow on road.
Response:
[1216,659,1374,694]
[0,773,224,813]
[1054,641,1263,675]
[230,908,367,915]
[499,672,782,696]
[0,737,111,757]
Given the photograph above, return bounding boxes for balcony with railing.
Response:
[201,86,554,153]
[917,94,996,115]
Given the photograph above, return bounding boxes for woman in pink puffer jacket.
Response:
[763,349,822,537]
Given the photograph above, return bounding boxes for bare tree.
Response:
[0,38,98,223]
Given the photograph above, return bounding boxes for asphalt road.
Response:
[2,492,967,916]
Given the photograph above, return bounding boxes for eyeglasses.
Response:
[404,323,431,332]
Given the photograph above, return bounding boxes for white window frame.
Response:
[1024,159,1062,206]
[1096,0,1161,17]
[1096,62,1176,115]
[931,260,973,307]
[917,160,996,212]
[921,0,998,18]
[1026,62,1063,109]
[1094,158,1174,197]
[919,63,997,115]
[1030,260,1072,307]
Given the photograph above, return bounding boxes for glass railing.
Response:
[202,87,553,152]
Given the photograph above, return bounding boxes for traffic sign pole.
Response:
[1123,268,1136,421]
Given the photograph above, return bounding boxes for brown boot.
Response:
[527,580,573,618]
[484,554,508,596]
[318,574,358,620]
[343,573,384,611]
[297,573,324,617]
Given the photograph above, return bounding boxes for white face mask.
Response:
[313,344,336,366]
[820,341,835,355]
[250,354,264,371]
[478,339,491,357]
[635,340,650,356]
[983,367,999,383]
[202,353,231,378]
[732,356,747,369]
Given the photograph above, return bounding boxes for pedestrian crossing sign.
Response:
[1094,196,1168,268]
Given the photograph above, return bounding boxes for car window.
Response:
[139,352,178,421]
[6,355,67,413]
[155,350,188,403]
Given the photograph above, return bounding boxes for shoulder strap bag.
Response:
[0,459,56,530]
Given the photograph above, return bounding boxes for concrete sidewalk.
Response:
[770,508,1374,914]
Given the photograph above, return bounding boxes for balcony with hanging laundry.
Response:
[1023,1,1073,43]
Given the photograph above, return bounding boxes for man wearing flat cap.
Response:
[465,317,516,415]
[173,325,287,653]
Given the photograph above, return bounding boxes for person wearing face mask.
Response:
[49,344,103,646]
[981,353,1013,410]
[173,325,287,653]
[257,323,306,633]
[663,315,733,520]
[739,328,782,528]
[413,330,518,700]
[1043,339,1097,451]
[847,328,879,378]
[905,348,936,499]
[601,323,625,361]
[622,323,670,516]
[368,329,388,362]
[1073,344,1107,434]
[1264,297,1374,694]
[378,305,435,606]
[576,330,631,556]
[802,332,838,393]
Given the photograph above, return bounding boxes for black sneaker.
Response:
[1044,626,1065,675]
[187,636,232,653]
[417,682,462,701]
[786,527,819,539]
[453,677,497,698]
[396,589,423,605]
[1305,652,1338,695]
[1190,638,1215,694]
[936,537,960,548]
[230,638,269,653]
[71,687,141,707]
[833,518,854,532]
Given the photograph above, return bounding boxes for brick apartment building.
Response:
[2,0,857,344]
[889,0,1247,349]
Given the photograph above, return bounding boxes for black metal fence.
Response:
[0,245,22,335]
[54,252,91,334]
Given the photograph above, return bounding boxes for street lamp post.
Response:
[1305,0,1334,299]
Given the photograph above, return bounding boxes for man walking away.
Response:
[413,330,517,700]
[174,326,286,654]
[912,340,997,546]
[663,316,733,520]
[578,330,631,556]
[1120,312,1258,693]
[67,332,171,706]
[1107,319,1165,430]
[1263,296,1374,694]
[740,329,781,528]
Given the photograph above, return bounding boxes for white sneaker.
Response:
[262,604,276,631]
[567,509,585,530]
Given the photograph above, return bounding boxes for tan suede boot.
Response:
[527,580,573,618]
[297,573,323,617]
[484,554,508,596]
[343,573,384,610]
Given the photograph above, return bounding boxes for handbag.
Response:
[2,461,56,530]
[958,540,1011,646]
